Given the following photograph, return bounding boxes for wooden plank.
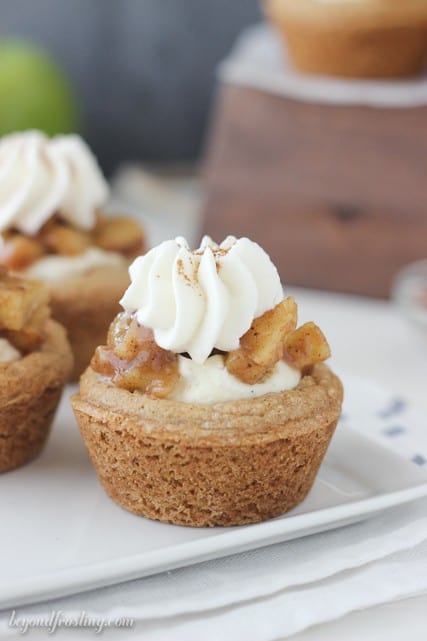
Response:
[202,84,427,297]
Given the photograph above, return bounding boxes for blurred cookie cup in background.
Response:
[0,131,146,379]
[0,263,72,473]
[264,0,427,78]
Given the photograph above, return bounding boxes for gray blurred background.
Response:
[0,0,260,173]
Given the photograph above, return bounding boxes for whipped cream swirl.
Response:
[120,236,283,363]
[0,130,108,235]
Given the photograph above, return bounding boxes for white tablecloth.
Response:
[288,287,427,641]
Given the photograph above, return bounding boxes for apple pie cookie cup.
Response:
[72,363,343,527]
[0,319,73,473]
[265,0,427,79]
[0,132,146,381]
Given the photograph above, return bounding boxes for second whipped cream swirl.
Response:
[120,236,283,363]
[0,130,108,235]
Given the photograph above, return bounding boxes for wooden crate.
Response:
[201,84,427,297]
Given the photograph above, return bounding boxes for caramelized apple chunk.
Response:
[226,297,297,384]
[38,222,91,256]
[3,304,49,353]
[0,235,45,270]
[0,270,50,352]
[283,322,331,372]
[92,217,145,257]
[0,271,49,332]
[106,311,142,360]
[92,345,179,398]
[240,297,297,364]
[224,350,270,385]
[92,313,179,398]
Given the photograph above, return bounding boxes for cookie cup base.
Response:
[279,23,427,79]
[265,1,427,78]
[72,364,343,527]
[0,320,73,473]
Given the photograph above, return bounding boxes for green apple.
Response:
[0,39,79,137]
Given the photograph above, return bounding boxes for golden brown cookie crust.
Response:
[49,264,130,381]
[266,0,427,29]
[0,319,73,473]
[266,0,427,79]
[72,363,343,526]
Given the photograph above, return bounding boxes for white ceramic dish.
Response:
[1,388,427,609]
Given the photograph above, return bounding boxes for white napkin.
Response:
[219,24,427,108]
[1,375,426,640]
[2,502,427,640]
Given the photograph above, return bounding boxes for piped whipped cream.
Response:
[0,130,108,234]
[120,236,283,364]
[0,337,20,363]
[23,247,125,282]
[169,355,300,404]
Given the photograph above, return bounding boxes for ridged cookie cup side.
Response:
[71,364,343,527]
[0,320,73,473]
[274,21,427,79]
[49,265,130,381]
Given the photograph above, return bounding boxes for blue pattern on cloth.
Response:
[377,398,407,419]
[383,426,406,437]
[340,374,427,467]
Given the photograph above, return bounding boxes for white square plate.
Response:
[1,388,427,609]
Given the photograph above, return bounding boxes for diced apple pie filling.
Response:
[0,268,50,354]
[92,313,179,398]
[0,213,145,271]
[91,297,331,399]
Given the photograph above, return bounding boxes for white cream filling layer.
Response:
[23,247,125,282]
[0,338,21,363]
[168,354,301,404]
